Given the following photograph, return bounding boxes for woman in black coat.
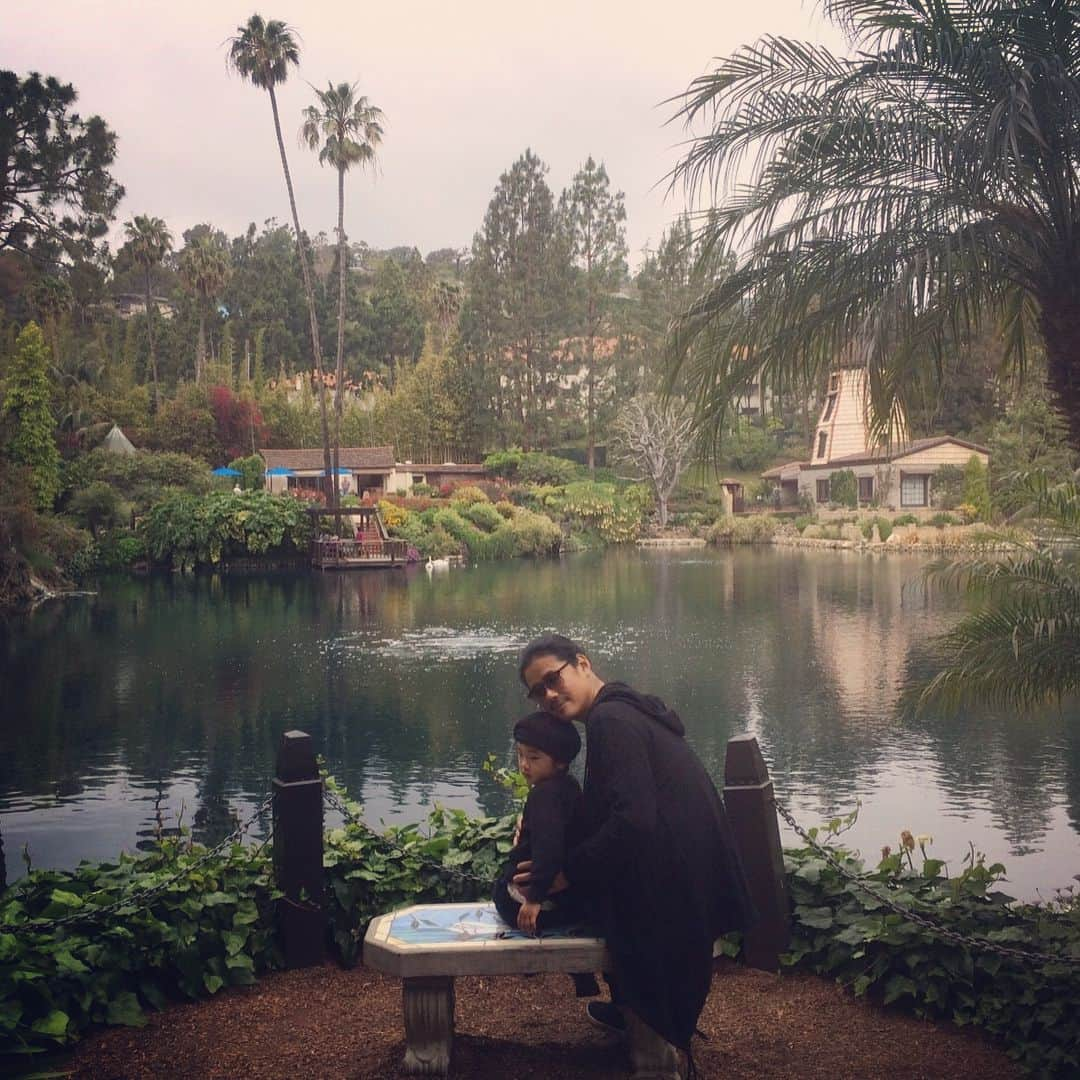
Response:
[514,633,755,1060]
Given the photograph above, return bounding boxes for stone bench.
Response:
[363,901,612,1076]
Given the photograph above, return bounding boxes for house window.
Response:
[823,393,837,420]
[858,476,874,503]
[816,431,828,459]
[816,478,830,503]
[900,473,929,507]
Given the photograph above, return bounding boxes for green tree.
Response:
[561,157,627,472]
[468,150,572,449]
[369,257,425,386]
[178,234,232,383]
[669,0,1080,451]
[301,80,384,509]
[962,456,992,523]
[2,322,61,509]
[122,215,172,408]
[227,14,332,500]
[0,71,123,260]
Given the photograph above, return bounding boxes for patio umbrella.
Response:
[266,466,296,476]
[318,468,353,476]
[212,467,241,477]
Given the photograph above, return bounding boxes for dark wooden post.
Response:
[273,730,325,968]
[723,734,790,972]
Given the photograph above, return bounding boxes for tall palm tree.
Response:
[123,215,172,409]
[226,14,333,503]
[668,0,1080,453]
[179,237,233,383]
[301,81,384,498]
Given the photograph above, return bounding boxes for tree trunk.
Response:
[196,312,207,383]
[144,267,160,409]
[1039,289,1080,451]
[268,85,334,509]
[334,165,347,505]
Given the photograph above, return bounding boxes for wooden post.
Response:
[273,730,325,968]
[723,734,790,972]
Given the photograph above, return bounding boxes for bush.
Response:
[560,481,643,543]
[68,481,127,537]
[410,481,438,497]
[450,485,489,505]
[794,514,816,533]
[377,499,409,530]
[874,516,892,542]
[961,456,992,522]
[458,500,503,532]
[721,424,779,472]
[482,448,524,478]
[707,514,777,545]
[505,507,563,556]
[228,455,265,492]
[930,463,964,509]
[518,452,579,486]
[927,512,960,527]
[892,513,918,526]
[829,469,858,509]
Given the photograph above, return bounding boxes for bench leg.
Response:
[626,1009,681,1080]
[402,975,455,1075]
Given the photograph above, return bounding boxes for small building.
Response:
[762,367,989,512]
[110,293,176,321]
[100,424,137,455]
[389,461,489,493]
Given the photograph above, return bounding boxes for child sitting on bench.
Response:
[492,711,600,997]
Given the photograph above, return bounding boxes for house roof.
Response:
[100,424,137,455]
[261,447,395,472]
[415,462,488,474]
[761,461,807,479]
[823,435,990,470]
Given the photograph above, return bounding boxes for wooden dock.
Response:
[311,536,408,569]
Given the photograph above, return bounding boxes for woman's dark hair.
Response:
[517,633,588,686]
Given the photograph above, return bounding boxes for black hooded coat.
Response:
[562,682,755,1051]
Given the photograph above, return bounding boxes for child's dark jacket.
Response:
[499,771,586,903]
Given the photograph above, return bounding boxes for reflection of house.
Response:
[110,293,176,321]
[763,367,989,511]
[261,448,488,498]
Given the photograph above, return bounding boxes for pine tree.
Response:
[3,322,61,510]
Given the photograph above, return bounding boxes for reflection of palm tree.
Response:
[123,215,172,409]
[179,237,232,383]
[302,81,384,508]
[669,0,1080,450]
[915,475,1080,712]
[227,15,333,502]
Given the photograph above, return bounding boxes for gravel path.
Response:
[69,960,1022,1079]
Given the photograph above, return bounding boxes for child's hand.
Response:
[517,900,542,935]
[512,814,523,846]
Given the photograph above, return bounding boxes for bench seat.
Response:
[364,902,610,1075]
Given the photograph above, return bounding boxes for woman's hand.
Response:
[517,900,542,935]
[512,861,569,893]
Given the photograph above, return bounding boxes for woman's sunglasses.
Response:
[526,660,572,702]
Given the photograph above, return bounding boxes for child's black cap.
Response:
[513,711,581,764]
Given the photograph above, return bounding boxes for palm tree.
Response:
[123,215,172,409]
[301,81,384,500]
[179,237,232,383]
[912,473,1080,713]
[668,0,1080,453]
[226,14,333,503]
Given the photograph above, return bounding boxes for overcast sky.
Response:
[9,0,846,265]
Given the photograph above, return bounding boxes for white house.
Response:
[762,367,989,512]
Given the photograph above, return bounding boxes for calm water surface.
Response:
[2,548,1078,900]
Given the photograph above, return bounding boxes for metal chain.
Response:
[324,788,493,888]
[774,796,1080,968]
[0,794,274,934]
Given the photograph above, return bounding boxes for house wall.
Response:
[385,468,414,495]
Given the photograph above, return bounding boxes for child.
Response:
[492,711,600,997]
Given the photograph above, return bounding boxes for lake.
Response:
[2,548,1078,900]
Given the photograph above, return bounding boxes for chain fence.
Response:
[0,793,273,934]
[773,796,1080,968]
[323,787,493,889]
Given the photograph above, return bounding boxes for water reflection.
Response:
[1,550,1078,898]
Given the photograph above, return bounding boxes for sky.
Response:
[8,0,846,266]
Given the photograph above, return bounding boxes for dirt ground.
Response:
[66,959,1022,1079]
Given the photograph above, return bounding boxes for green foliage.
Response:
[874,517,892,542]
[829,469,858,509]
[483,449,524,478]
[0,837,279,1054]
[930,465,965,510]
[721,424,779,472]
[68,481,126,537]
[962,456,992,523]
[62,448,211,514]
[707,513,777,545]
[927,512,960,527]
[450,485,489,505]
[783,842,1080,1077]
[457,499,503,532]
[892,513,918,527]
[518,452,579,486]
[2,323,61,510]
[140,492,314,571]
[228,455,265,492]
[794,514,816,533]
[558,481,644,543]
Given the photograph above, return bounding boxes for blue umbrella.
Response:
[319,468,352,476]
[212,466,241,477]
[266,466,295,476]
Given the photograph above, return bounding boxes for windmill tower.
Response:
[810,365,907,467]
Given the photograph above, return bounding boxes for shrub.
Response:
[707,513,777,545]
[410,482,438,497]
[505,507,563,556]
[228,455,265,492]
[720,424,779,472]
[930,464,964,509]
[961,456,992,522]
[458,500,503,532]
[874,516,893,542]
[377,499,409,530]
[450,485,489,505]
[892,513,918,526]
[829,469,858,509]
[560,481,643,543]
[794,514,816,533]
[494,500,515,520]
[68,482,127,537]
[482,448,524,479]
[927,512,960,527]
[518,452,579,486]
